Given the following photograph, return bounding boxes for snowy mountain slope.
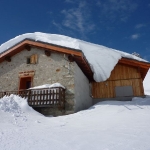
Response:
[0,32,148,82]
[1,95,150,150]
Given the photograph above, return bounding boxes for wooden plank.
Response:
[108,63,147,81]
[40,90,43,105]
[46,89,48,104]
[92,78,144,98]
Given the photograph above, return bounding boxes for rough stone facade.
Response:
[0,47,77,115]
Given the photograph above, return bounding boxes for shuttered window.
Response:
[26,54,38,64]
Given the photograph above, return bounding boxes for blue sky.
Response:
[0,0,150,60]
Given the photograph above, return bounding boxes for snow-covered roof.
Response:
[0,32,148,82]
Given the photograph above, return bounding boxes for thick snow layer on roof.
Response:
[30,83,65,89]
[0,32,147,82]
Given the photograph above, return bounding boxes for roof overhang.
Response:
[0,39,94,81]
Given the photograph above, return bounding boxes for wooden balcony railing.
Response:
[0,87,65,109]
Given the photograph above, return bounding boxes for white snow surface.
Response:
[0,32,147,82]
[143,69,150,95]
[1,95,150,150]
[30,83,65,89]
[0,94,41,116]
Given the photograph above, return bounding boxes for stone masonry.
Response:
[0,47,76,115]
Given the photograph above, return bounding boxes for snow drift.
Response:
[1,95,150,150]
[0,32,147,82]
[0,94,40,116]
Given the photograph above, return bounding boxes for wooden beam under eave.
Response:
[68,55,74,62]
[81,56,94,81]
[73,55,94,81]
[25,45,31,51]
[5,56,11,62]
[45,50,51,56]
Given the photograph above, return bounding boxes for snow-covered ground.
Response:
[1,95,150,150]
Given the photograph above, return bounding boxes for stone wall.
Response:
[0,47,76,115]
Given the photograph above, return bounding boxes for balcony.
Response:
[0,87,65,109]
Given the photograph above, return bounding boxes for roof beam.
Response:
[5,56,11,62]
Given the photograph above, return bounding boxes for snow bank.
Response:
[143,69,150,95]
[0,94,39,117]
[30,83,65,90]
[0,32,148,82]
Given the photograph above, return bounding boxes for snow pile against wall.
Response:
[0,32,147,82]
[0,94,40,117]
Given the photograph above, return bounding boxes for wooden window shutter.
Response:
[34,54,38,64]
[30,54,38,64]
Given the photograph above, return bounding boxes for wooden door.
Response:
[19,77,32,90]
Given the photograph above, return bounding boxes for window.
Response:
[26,54,38,64]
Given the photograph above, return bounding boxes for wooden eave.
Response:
[0,39,94,81]
[74,55,94,81]
[119,57,150,80]
[0,39,82,61]
[119,57,150,69]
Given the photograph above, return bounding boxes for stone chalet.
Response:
[0,33,150,116]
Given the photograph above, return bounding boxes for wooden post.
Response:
[25,45,31,51]
[28,90,31,105]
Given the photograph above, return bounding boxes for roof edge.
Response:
[119,57,150,69]
[0,38,82,55]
